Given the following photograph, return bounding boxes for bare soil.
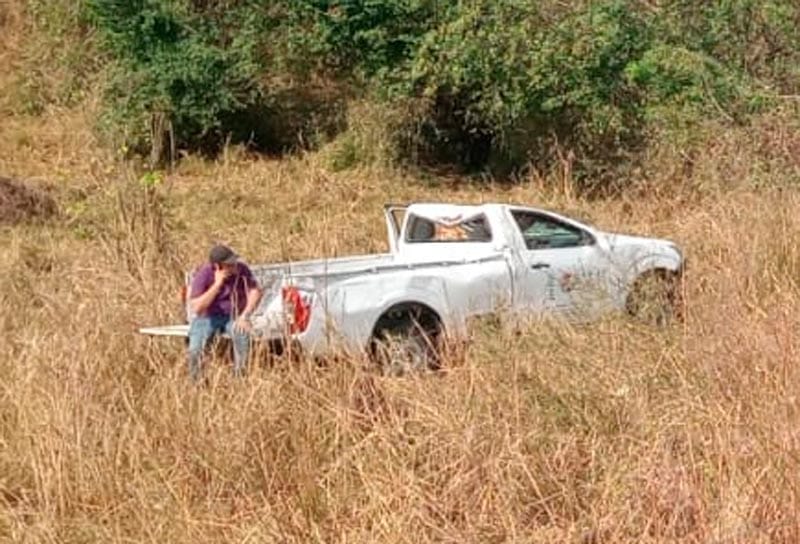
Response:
[0,176,58,225]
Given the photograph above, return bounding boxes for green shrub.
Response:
[18,0,797,185]
[87,0,264,164]
[406,0,651,179]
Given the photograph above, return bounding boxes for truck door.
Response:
[508,209,608,319]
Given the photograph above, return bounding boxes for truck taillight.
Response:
[282,286,312,334]
[179,285,187,304]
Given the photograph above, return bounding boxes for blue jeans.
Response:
[187,316,250,381]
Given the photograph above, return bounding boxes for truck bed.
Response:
[250,252,395,279]
[246,250,504,285]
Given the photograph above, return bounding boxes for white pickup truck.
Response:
[140,202,685,372]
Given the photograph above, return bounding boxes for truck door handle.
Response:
[530,262,550,270]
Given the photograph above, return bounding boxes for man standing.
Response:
[187,244,262,381]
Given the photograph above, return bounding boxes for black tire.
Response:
[371,305,442,376]
[625,270,682,327]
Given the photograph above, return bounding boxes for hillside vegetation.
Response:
[1,1,800,543]
[5,0,800,184]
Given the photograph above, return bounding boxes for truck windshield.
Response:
[406,214,492,243]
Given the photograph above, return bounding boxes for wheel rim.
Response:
[375,328,438,376]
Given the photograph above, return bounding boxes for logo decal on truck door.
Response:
[559,272,575,292]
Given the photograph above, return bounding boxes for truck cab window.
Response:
[406,214,492,243]
[511,210,592,250]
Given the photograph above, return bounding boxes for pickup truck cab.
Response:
[140,202,685,373]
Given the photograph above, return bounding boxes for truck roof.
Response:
[405,202,502,215]
[403,203,498,226]
[402,201,597,233]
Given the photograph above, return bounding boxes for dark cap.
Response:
[209,244,239,264]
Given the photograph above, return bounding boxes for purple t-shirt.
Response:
[190,262,258,318]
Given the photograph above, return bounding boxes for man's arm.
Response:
[234,267,263,331]
[190,267,229,314]
[243,285,263,316]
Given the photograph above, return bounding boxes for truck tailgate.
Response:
[138,324,190,337]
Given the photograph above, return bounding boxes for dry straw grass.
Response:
[3,103,800,544]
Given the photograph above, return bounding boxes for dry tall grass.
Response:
[2,99,800,544]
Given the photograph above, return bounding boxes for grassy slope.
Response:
[3,11,800,544]
[2,108,800,544]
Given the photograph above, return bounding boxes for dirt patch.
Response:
[0,176,58,226]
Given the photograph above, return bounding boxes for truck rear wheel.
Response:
[370,304,442,376]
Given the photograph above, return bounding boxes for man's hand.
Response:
[214,266,232,286]
[234,316,253,333]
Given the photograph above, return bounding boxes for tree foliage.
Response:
[87,0,265,162]
[71,0,800,178]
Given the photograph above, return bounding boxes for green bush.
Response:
[281,0,445,84]
[405,0,651,179]
[19,0,798,185]
[652,1,800,95]
[87,0,264,163]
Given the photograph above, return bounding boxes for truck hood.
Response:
[601,232,684,272]
[603,232,681,254]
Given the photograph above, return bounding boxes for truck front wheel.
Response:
[370,304,442,376]
[625,269,683,327]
